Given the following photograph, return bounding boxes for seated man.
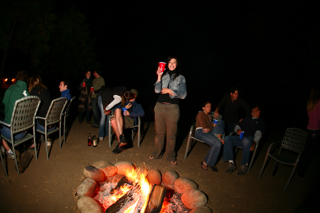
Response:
[1,70,30,159]
[59,79,71,100]
[223,105,265,175]
[111,89,145,154]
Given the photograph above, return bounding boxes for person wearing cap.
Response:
[110,89,145,153]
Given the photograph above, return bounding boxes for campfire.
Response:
[77,161,211,213]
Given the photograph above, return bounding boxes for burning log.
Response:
[109,176,132,194]
[105,183,140,213]
[145,185,167,213]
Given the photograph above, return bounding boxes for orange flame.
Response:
[110,184,132,202]
[124,199,140,213]
[121,166,152,213]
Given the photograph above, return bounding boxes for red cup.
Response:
[82,82,86,87]
[158,62,166,72]
[90,86,94,94]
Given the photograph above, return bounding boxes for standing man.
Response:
[223,106,265,175]
[91,70,105,128]
[59,79,71,100]
[214,87,251,135]
[1,70,30,159]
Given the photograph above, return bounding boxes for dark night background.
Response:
[1,1,320,131]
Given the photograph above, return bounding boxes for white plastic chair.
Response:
[259,128,308,192]
[0,96,41,175]
[36,97,68,159]
[63,96,75,144]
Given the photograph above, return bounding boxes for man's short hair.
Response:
[229,87,238,94]
[94,70,102,76]
[254,105,262,112]
[16,70,29,82]
[61,79,70,88]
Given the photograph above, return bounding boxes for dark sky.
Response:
[63,1,318,126]
[6,1,320,128]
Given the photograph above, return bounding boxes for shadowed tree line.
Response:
[0,0,99,84]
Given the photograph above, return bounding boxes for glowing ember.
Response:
[111,184,132,202]
[124,199,140,213]
[94,166,154,212]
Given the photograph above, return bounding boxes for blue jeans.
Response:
[223,135,254,165]
[213,120,225,135]
[195,128,222,167]
[91,97,100,125]
[1,125,26,140]
[98,95,109,138]
[36,121,56,132]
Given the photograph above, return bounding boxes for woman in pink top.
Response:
[298,87,320,177]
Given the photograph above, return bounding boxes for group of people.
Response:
[77,70,145,153]
[1,71,72,159]
[2,57,317,178]
[195,89,265,175]
[147,56,266,173]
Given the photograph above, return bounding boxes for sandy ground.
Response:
[0,118,318,213]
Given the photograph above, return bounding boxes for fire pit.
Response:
[76,161,211,213]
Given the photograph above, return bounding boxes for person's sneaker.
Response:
[7,150,16,160]
[47,138,52,146]
[112,144,125,154]
[226,163,237,173]
[99,137,104,141]
[237,165,248,175]
[120,134,127,143]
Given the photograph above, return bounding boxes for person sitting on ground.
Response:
[97,86,128,144]
[195,102,225,172]
[0,70,30,159]
[59,79,71,100]
[214,87,251,135]
[28,75,56,147]
[110,89,145,153]
[223,105,265,175]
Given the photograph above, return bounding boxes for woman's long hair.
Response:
[165,56,181,81]
[121,91,135,107]
[307,87,320,111]
[28,75,47,94]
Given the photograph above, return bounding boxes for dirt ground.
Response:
[0,118,318,213]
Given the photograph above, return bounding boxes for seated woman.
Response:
[29,75,56,147]
[97,86,130,147]
[195,101,225,172]
[110,89,145,153]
